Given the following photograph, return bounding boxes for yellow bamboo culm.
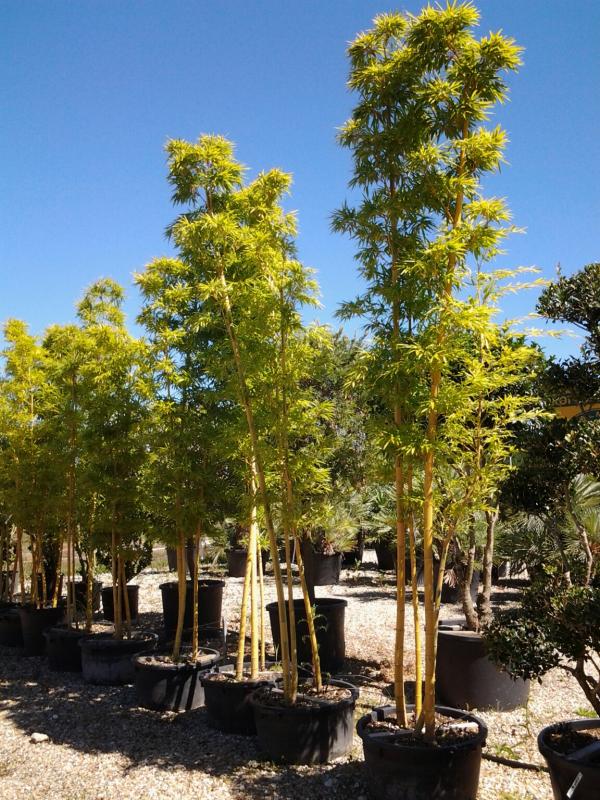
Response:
[249,497,259,680]
[120,559,132,640]
[235,530,253,681]
[191,526,201,661]
[257,526,266,671]
[294,535,322,692]
[217,268,292,699]
[172,535,187,661]
[394,456,407,726]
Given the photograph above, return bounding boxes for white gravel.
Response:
[0,550,590,800]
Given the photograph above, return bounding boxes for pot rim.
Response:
[79,631,158,651]
[537,718,600,761]
[357,704,488,753]
[133,647,221,671]
[265,597,348,610]
[200,665,277,689]
[158,579,225,590]
[18,605,65,615]
[250,678,359,716]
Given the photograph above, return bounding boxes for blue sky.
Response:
[2,1,599,359]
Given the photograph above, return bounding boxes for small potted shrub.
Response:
[486,474,600,800]
[300,494,358,589]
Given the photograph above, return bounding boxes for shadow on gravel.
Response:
[0,645,370,798]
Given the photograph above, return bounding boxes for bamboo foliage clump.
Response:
[163,135,330,699]
[335,2,528,738]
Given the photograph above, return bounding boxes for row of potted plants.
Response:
[2,2,599,796]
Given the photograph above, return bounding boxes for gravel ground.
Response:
[0,550,593,800]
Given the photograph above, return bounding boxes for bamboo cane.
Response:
[172,535,187,661]
[191,523,201,661]
[235,530,253,681]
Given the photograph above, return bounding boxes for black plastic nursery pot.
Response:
[375,543,397,571]
[201,665,279,735]
[538,719,600,800]
[159,579,224,639]
[424,562,479,605]
[0,604,23,646]
[436,628,530,711]
[44,625,113,672]
[301,541,342,587]
[251,679,359,764]
[357,704,487,800]
[226,549,269,578]
[101,585,140,623]
[67,580,102,614]
[79,632,158,685]
[19,605,65,656]
[133,647,221,712]
[36,573,64,603]
[342,542,364,568]
[267,597,347,674]
[45,625,88,671]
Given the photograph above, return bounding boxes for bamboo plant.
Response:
[136,254,234,661]
[76,279,149,640]
[335,3,524,738]
[163,135,329,700]
[0,320,58,608]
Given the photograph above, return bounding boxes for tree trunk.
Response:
[461,521,479,633]
[477,508,497,628]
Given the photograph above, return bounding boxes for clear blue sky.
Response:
[2,1,599,359]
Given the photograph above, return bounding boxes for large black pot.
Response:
[19,605,65,656]
[251,679,359,764]
[375,543,396,571]
[67,580,102,615]
[201,665,278,735]
[44,625,111,672]
[342,543,364,568]
[35,573,64,603]
[436,628,530,711]
[538,719,600,800]
[423,562,479,605]
[133,647,221,712]
[159,579,224,639]
[267,597,347,673]
[166,541,196,576]
[226,549,269,578]
[436,627,530,710]
[80,632,157,685]
[357,704,487,800]
[0,604,23,646]
[101,585,140,623]
[301,541,342,587]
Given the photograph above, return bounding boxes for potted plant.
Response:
[0,320,66,656]
[334,5,522,794]
[486,473,600,799]
[301,493,359,589]
[434,327,541,711]
[132,254,233,711]
[163,135,358,761]
[72,281,157,684]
